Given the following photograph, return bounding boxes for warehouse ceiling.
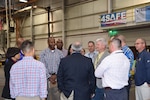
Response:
[0,0,38,18]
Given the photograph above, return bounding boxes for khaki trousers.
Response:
[60,91,74,100]
[135,82,150,100]
[16,96,44,100]
[47,81,60,100]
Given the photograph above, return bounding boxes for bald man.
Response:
[16,38,24,48]
[116,35,134,100]
[16,37,25,60]
[95,38,130,100]
[40,37,64,100]
[56,39,67,57]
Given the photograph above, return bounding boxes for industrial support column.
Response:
[30,6,34,43]
[5,0,10,48]
[47,7,51,37]
[108,0,112,13]
[62,0,66,48]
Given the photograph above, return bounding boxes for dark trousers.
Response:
[125,77,132,100]
[92,87,104,100]
[104,87,127,100]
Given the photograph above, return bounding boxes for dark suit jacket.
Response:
[2,59,15,99]
[57,53,96,100]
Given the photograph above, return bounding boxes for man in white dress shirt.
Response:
[95,38,130,100]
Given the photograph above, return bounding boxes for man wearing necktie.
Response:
[92,38,109,100]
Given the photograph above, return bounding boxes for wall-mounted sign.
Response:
[100,11,126,27]
[135,6,150,23]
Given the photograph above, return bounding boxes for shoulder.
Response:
[55,49,64,57]
[84,52,89,57]
[35,59,45,66]
[144,51,150,59]
[40,48,49,56]
[104,50,110,55]
[56,49,63,53]
[10,61,20,72]
[83,55,93,62]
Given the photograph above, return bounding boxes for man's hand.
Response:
[49,74,57,84]
[91,93,95,98]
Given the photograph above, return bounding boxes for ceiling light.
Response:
[19,0,28,3]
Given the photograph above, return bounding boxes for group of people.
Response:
[1,35,150,100]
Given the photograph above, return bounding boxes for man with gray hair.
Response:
[10,40,47,100]
[57,41,96,100]
[92,38,109,100]
[95,38,130,100]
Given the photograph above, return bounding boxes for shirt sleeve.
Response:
[95,57,110,78]
[88,59,96,94]
[10,69,15,98]
[40,64,47,98]
[39,51,50,79]
[146,53,150,84]
[128,51,134,70]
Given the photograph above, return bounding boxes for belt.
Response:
[104,87,125,90]
[50,73,56,75]
[104,87,112,90]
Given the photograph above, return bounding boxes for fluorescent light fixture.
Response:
[19,0,28,2]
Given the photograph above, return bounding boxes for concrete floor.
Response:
[0,66,136,100]
[0,66,5,100]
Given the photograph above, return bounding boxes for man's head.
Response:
[48,37,55,50]
[116,35,126,47]
[135,38,146,53]
[16,38,24,48]
[56,39,63,50]
[6,47,20,61]
[87,41,95,53]
[109,38,122,53]
[20,40,34,56]
[71,42,82,53]
[95,38,107,53]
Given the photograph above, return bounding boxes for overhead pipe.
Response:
[5,0,10,48]
[30,6,34,43]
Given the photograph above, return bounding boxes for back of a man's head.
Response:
[71,42,82,52]
[109,38,122,52]
[20,40,34,55]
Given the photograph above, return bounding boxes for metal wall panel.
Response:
[53,10,62,21]
[33,14,48,25]
[114,0,150,9]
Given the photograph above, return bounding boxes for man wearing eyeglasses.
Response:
[134,38,150,100]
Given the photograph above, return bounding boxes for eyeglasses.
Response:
[134,42,143,45]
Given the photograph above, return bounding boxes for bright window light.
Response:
[19,0,28,2]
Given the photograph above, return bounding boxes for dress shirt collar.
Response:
[23,56,34,60]
[122,45,128,50]
[48,48,56,53]
[88,51,97,56]
[111,50,123,55]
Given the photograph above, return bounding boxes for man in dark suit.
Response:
[57,41,96,100]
